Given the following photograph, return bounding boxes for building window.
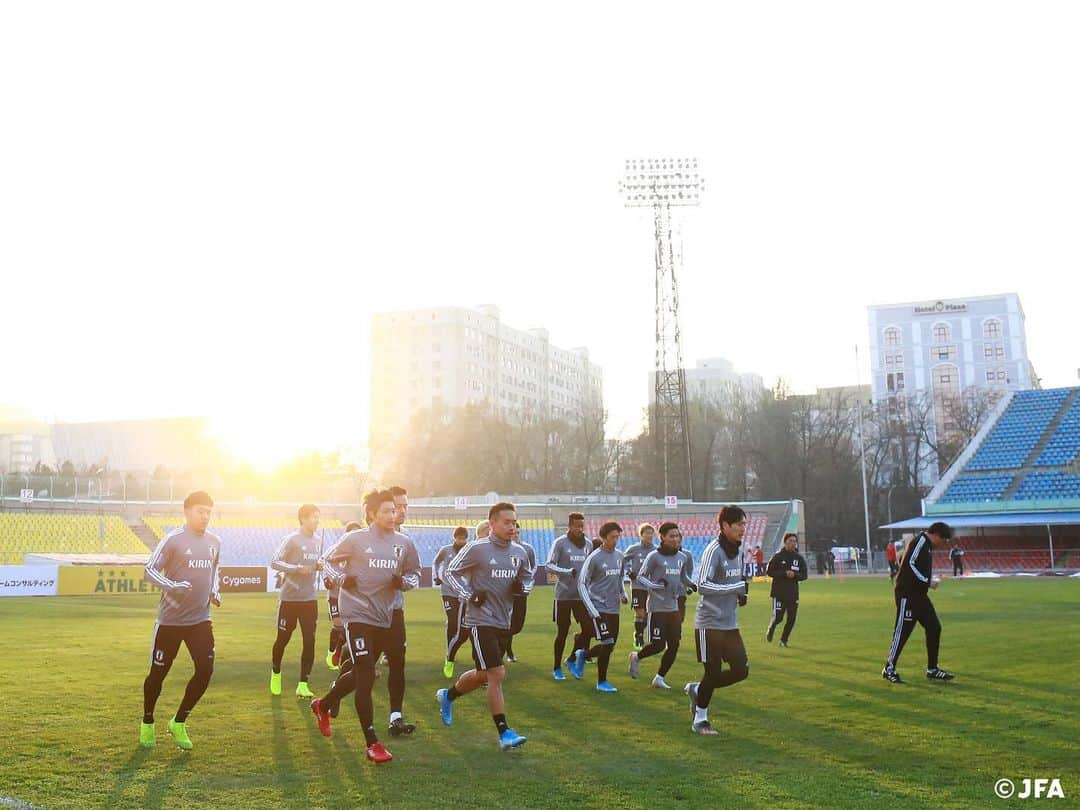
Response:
[894,353,904,366]
[884,327,901,347]
[896,372,905,391]
[932,323,950,344]
[885,354,893,366]
[983,319,1001,339]
[997,370,1006,382]
[986,370,995,383]
[936,345,956,361]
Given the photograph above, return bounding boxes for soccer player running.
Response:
[629,522,693,690]
[622,523,656,650]
[765,533,808,647]
[309,488,420,764]
[140,491,221,750]
[436,502,533,750]
[684,505,751,736]
[384,485,421,737]
[326,520,363,672]
[504,519,535,664]
[577,521,628,692]
[433,525,471,678]
[545,512,593,681]
[882,521,956,684]
[269,504,324,699]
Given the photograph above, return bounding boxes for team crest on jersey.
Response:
[393,545,405,559]
[511,556,522,569]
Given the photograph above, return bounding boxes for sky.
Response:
[2,1,1078,467]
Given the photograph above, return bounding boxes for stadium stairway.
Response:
[129,522,160,551]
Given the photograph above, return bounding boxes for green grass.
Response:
[0,578,1077,809]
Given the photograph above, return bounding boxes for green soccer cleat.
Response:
[295,681,315,699]
[270,671,282,696]
[167,717,193,750]
[443,659,455,679]
[139,722,156,749]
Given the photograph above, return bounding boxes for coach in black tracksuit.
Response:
[882,521,956,684]
[765,533,807,646]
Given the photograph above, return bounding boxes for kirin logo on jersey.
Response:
[725,566,741,578]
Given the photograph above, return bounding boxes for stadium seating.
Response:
[146,518,348,566]
[965,389,1071,471]
[143,516,559,568]
[938,474,1015,503]
[582,512,770,565]
[1033,396,1080,467]
[1012,471,1080,501]
[0,513,147,564]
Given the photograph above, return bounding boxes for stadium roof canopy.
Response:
[880,511,1080,530]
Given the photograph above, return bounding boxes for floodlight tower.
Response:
[619,157,703,500]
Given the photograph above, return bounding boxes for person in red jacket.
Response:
[885,541,898,583]
[754,545,764,577]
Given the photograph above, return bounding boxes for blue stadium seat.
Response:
[939,474,1015,503]
[965,389,1072,471]
[1013,471,1080,501]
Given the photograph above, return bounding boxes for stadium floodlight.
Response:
[619,157,704,208]
[619,157,704,499]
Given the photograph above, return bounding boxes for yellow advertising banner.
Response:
[58,566,163,596]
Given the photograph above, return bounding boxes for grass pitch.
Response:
[0,577,1076,809]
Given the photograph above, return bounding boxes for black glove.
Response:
[390,573,404,590]
[737,593,748,607]
[737,578,748,606]
[433,576,443,587]
[686,583,698,594]
[342,575,357,591]
[657,578,669,587]
[510,579,525,595]
[469,591,488,607]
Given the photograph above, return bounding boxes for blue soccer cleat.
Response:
[498,728,527,750]
[596,681,618,693]
[435,688,453,726]
[569,650,585,680]
[553,668,567,682]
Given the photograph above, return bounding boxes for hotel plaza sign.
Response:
[913,301,968,316]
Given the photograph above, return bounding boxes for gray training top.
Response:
[270,530,322,602]
[636,548,692,613]
[578,546,626,616]
[545,534,592,601]
[321,526,421,629]
[390,533,421,612]
[445,537,534,630]
[433,541,467,599]
[622,541,655,588]
[145,527,222,627]
[695,538,747,631]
